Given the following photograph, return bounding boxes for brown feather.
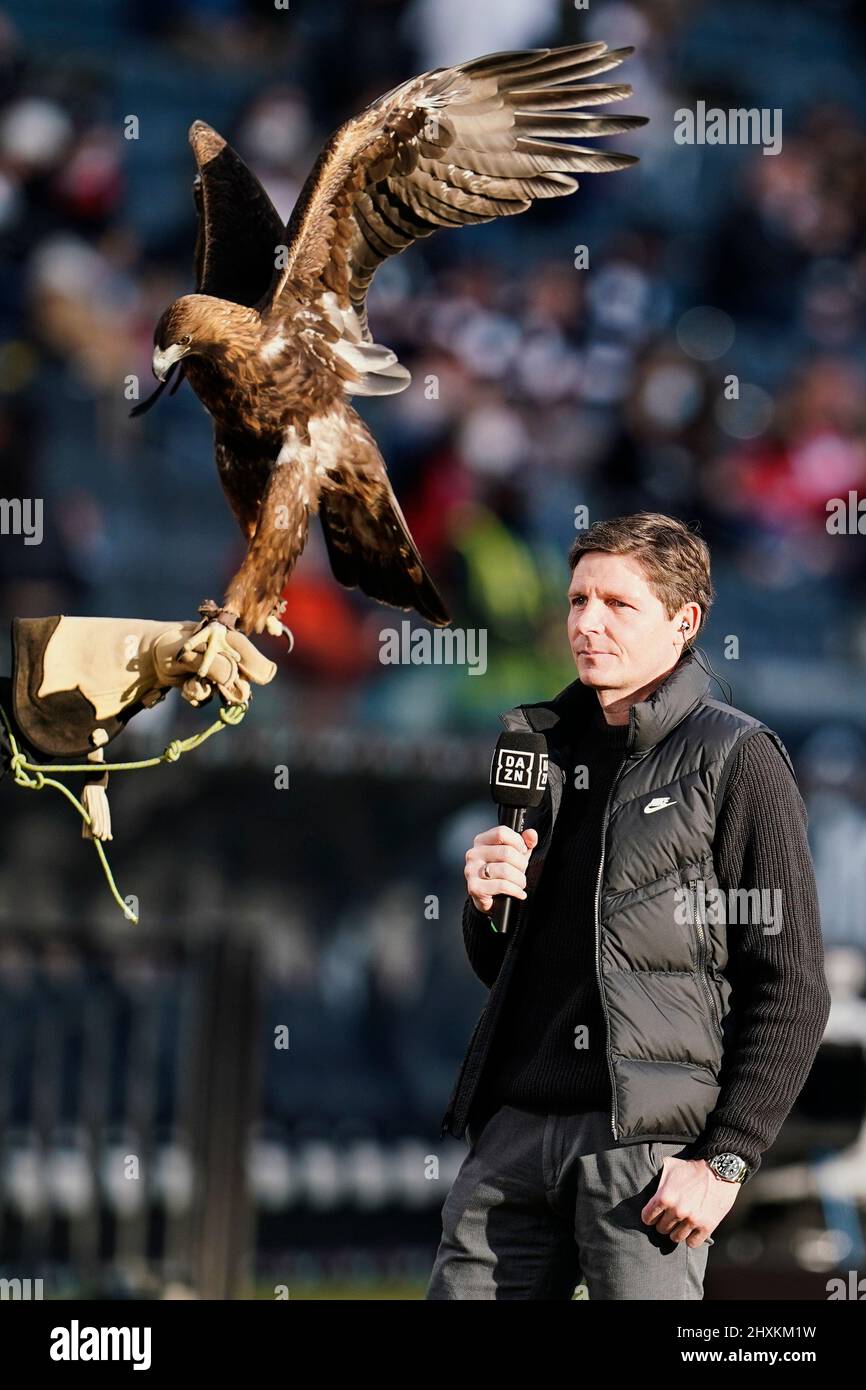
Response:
[188,120,284,307]
[262,41,647,338]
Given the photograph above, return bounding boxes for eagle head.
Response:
[152,295,212,380]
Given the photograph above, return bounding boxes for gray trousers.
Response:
[426,1105,714,1300]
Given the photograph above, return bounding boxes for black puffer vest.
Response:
[440,652,795,1145]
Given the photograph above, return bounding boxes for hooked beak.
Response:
[152,342,188,381]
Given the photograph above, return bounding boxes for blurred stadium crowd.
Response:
[1,0,865,1293]
[1,0,866,717]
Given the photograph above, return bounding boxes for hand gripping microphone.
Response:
[487,731,549,934]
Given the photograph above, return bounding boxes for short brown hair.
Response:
[568,512,714,637]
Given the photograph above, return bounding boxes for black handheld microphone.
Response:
[487,731,549,934]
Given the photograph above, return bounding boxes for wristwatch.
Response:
[708,1152,750,1184]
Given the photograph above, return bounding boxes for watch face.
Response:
[712,1153,746,1181]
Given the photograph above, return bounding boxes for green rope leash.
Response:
[0,699,247,924]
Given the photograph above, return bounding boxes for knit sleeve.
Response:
[689,732,832,1179]
[461,895,508,988]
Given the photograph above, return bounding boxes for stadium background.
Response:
[0,0,865,1298]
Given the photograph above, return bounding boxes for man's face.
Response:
[567,550,698,695]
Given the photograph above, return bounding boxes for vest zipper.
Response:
[594,754,630,1143]
[687,877,724,1040]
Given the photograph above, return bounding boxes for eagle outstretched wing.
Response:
[131,123,285,417]
[188,121,285,308]
[263,42,647,337]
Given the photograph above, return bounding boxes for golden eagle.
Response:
[140,41,647,655]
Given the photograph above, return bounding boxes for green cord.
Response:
[0,699,247,924]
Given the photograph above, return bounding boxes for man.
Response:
[426,512,831,1300]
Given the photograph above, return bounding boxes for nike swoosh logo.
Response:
[644,797,678,814]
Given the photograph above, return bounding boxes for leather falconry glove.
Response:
[4,615,277,841]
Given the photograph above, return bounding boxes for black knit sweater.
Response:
[464,697,831,1177]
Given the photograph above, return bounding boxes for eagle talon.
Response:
[181,619,236,681]
[198,621,227,680]
[264,612,294,651]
